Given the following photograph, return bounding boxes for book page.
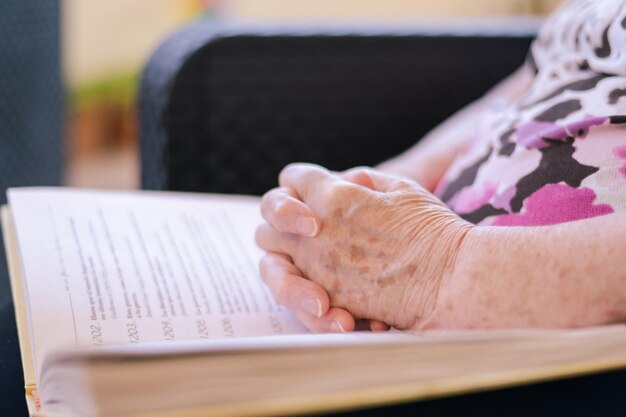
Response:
[8,188,306,379]
[1,207,40,416]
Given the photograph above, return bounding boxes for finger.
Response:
[295,307,356,333]
[341,167,376,190]
[369,319,391,332]
[344,167,421,193]
[255,223,298,255]
[260,187,320,237]
[259,252,356,333]
[278,163,337,201]
[259,252,329,318]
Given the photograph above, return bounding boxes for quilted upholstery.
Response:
[140,21,534,196]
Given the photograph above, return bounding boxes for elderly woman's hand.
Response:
[255,163,473,332]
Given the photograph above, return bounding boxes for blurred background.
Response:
[9,0,562,192]
[0,4,610,416]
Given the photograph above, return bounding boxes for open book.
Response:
[3,188,626,417]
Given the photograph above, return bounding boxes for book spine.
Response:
[25,384,41,413]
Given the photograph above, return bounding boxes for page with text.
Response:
[8,188,306,378]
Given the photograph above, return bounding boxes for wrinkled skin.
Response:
[255,163,473,332]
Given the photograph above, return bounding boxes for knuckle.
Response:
[254,225,267,248]
[260,189,277,207]
[351,167,370,176]
[260,194,274,219]
[326,182,358,204]
[262,189,302,225]
[279,163,304,182]
[393,179,413,190]
[348,169,374,188]
[265,188,285,204]
[280,163,322,183]
[273,198,293,218]
[258,254,272,278]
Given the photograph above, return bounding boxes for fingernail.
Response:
[301,298,323,318]
[330,321,346,333]
[297,217,318,237]
[370,322,388,332]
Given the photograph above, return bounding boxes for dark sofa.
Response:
[139,19,536,195]
[0,1,62,416]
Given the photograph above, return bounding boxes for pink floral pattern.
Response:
[435,1,626,226]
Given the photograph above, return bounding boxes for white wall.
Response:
[62,0,561,86]
[63,0,186,85]
[223,0,561,20]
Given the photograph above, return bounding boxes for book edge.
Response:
[7,187,262,205]
[119,351,626,417]
[1,206,40,416]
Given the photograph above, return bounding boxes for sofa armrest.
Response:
[140,19,536,195]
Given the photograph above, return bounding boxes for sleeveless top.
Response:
[435,0,626,226]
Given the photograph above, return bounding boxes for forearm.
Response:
[426,213,626,329]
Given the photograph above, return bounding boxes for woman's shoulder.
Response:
[531,0,626,78]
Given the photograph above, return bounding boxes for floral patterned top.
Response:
[435,0,626,226]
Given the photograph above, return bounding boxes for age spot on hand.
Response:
[349,244,367,262]
[327,250,340,266]
[376,275,397,288]
[333,207,344,219]
[367,235,379,244]
[358,265,371,274]
[405,263,418,277]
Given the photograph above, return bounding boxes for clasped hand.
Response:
[255,163,472,332]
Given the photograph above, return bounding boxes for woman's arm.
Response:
[377,65,534,190]
[427,213,626,329]
[256,165,626,332]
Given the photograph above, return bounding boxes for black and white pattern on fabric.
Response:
[435,0,626,227]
